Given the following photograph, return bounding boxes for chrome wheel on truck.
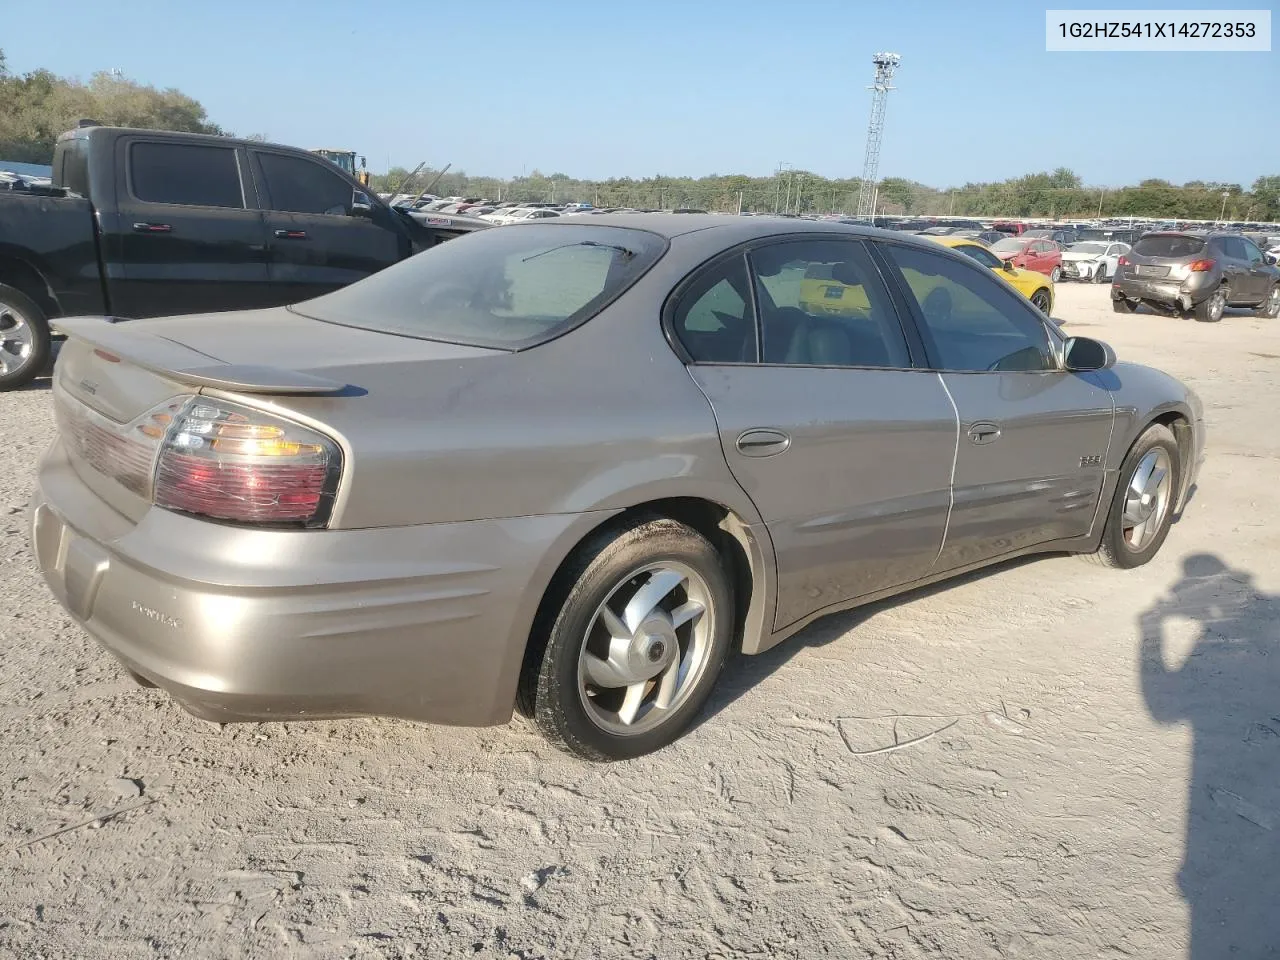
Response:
[0,284,51,391]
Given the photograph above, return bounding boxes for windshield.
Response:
[292,224,666,349]
[990,238,1026,254]
[1068,242,1109,255]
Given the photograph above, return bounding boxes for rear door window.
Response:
[130,142,244,208]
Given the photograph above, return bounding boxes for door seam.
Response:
[933,372,960,567]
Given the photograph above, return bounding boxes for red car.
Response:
[989,236,1063,281]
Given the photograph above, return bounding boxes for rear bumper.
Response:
[30,439,607,726]
[1112,272,1215,310]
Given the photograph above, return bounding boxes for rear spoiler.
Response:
[51,317,350,395]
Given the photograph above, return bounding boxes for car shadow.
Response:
[1138,553,1280,958]
[699,553,1048,726]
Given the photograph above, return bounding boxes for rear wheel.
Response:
[1093,262,1110,283]
[1082,424,1179,569]
[520,516,734,761]
[1030,289,1052,314]
[1112,298,1138,314]
[1049,266,1062,283]
[0,283,51,391]
[1254,284,1280,319]
[1192,285,1226,323]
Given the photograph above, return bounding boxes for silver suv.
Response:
[1112,231,1280,322]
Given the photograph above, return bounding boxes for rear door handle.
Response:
[132,222,171,233]
[274,229,309,239]
[735,428,791,457]
[967,422,1002,444]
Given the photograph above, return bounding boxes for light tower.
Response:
[855,52,901,219]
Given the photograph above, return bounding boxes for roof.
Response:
[529,212,941,248]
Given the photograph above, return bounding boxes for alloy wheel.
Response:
[1207,288,1226,322]
[1121,447,1173,552]
[576,561,715,735]
[0,303,34,378]
[1031,291,1051,314]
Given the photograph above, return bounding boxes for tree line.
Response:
[3,50,1277,222]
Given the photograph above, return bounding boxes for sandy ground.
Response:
[1,283,1278,960]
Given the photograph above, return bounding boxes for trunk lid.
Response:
[50,309,503,522]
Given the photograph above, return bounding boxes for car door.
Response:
[671,238,957,629]
[1217,236,1254,301]
[1240,237,1273,302]
[109,137,273,318]
[878,241,1115,571]
[251,149,409,303]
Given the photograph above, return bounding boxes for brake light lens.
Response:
[1117,255,1129,266]
[1188,258,1216,272]
[154,399,340,526]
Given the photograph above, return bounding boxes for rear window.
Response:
[1133,234,1205,258]
[991,238,1025,254]
[292,224,666,349]
[130,142,244,208]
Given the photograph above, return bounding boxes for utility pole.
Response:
[793,174,805,215]
[1097,188,1105,217]
[1220,191,1230,222]
[855,52,901,219]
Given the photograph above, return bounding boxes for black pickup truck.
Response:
[0,125,488,389]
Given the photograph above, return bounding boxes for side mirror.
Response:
[1063,335,1116,372]
[1001,259,1016,273]
[351,193,374,218]
[1267,254,1277,265]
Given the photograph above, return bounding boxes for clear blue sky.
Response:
[4,0,1276,187]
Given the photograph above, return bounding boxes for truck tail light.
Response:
[154,399,341,526]
[1188,258,1216,272]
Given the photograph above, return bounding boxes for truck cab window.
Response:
[256,152,354,216]
[130,142,244,208]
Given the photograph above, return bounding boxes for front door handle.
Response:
[967,421,1002,445]
[133,222,171,233]
[735,428,791,458]
[274,229,309,239]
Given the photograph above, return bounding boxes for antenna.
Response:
[855,52,901,220]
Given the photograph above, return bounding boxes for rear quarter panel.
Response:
[0,193,106,316]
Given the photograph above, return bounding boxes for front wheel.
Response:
[1254,284,1280,319]
[1049,266,1062,283]
[521,516,734,761]
[1093,263,1110,284]
[0,283,51,391]
[1082,424,1180,569]
[1192,285,1226,323]
[1030,289,1052,314]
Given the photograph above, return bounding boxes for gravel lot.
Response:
[2,283,1277,960]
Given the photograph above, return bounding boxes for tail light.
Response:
[154,398,341,526]
[1117,255,1129,266]
[1188,258,1216,272]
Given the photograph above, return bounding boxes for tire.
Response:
[1093,263,1109,284]
[1081,424,1180,569]
[1030,289,1052,314]
[1049,266,1062,283]
[1192,284,1226,323]
[1112,298,1138,314]
[520,515,734,761]
[0,283,51,391]
[1254,283,1280,319]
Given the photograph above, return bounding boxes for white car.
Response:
[483,207,563,225]
[1061,241,1130,283]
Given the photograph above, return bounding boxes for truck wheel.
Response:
[1254,284,1280,319]
[1192,285,1226,323]
[0,283,51,391]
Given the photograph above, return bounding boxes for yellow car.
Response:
[796,236,1055,318]
[928,236,1054,315]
